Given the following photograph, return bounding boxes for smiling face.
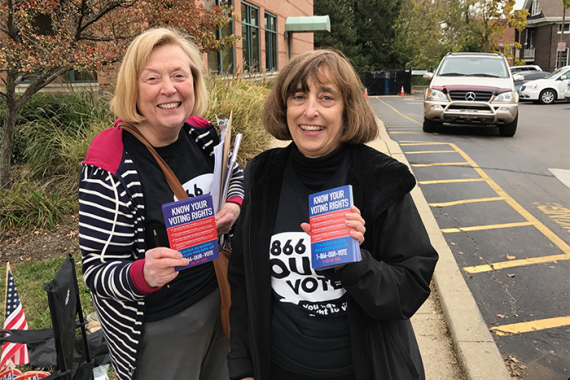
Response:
[136,43,195,145]
[286,72,345,158]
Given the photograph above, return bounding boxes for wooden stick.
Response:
[4,263,10,319]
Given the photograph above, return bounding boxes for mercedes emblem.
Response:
[465,92,476,101]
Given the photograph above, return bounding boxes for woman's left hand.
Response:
[301,205,366,245]
[215,202,241,236]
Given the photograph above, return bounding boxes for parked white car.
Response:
[519,65,570,104]
[565,81,570,101]
[510,65,542,73]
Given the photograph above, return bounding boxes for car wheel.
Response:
[539,89,556,104]
[499,114,517,137]
[423,118,439,133]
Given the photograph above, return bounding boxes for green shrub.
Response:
[0,91,114,164]
[204,76,273,168]
[0,181,74,230]
[24,120,108,194]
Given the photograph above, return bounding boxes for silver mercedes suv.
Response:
[423,52,522,137]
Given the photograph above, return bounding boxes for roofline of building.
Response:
[526,16,569,27]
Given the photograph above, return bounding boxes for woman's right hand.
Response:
[143,248,189,288]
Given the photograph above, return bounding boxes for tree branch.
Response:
[16,67,71,108]
[76,0,141,38]
[74,0,88,41]
[6,0,21,43]
[77,35,127,42]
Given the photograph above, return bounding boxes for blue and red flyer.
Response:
[309,185,362,270]
[162,194,219,271]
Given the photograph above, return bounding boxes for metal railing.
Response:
[523,48,535,60]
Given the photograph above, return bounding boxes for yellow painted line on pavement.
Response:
[412,162,470,167]
[419,178,486,185]
[405,150,457,154]
[379,99,423,124]
[400,142,450,146]
[441,221,532,233]
[429,197,503,207]
[490,316,570,336]
[448,142,570,271]
[376,101,570,271]
[464,253,570,273]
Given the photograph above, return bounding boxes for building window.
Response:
[525,29,534,48]
[265,12,277,72]
[68,70,97,83]
[241,1,260,74]
[557,23,570,34]
[206,0,235,76]
[556,48,568,68]
[21,70,97,84]
[531,0,541,16]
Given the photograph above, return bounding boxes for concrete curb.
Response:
[371,117,511,380]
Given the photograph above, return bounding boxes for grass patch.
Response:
[0,254,93,330]
[0,181,74,230]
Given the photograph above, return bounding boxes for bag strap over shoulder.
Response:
[119,122,232,338]
[119,122,188,201]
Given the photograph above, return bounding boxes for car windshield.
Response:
[437,57,509,78]
[544,67,566,79]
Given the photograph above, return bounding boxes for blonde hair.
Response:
[111,28,208,123]
[263,49,378,144]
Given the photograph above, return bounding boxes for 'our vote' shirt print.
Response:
[270,231,347,316]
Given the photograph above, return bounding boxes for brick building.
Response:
[204,0,319,77]
[519,0,569,71]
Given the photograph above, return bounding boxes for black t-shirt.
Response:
[123,125,218,322]
[270,146,354,377]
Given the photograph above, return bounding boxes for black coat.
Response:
[228,143,439,380]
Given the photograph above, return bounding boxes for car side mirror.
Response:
[512,74,524,82]
[423,72,434,80]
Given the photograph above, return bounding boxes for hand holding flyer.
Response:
[308,185,362,270]
[162,194,220,271]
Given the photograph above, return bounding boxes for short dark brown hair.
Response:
[263,49,378,144]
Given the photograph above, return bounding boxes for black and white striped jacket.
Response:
[78,117,244,379]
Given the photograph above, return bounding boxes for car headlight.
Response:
[426,88,447,101]
[493,91,516,102]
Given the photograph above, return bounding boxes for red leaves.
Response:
[0,0,235,73]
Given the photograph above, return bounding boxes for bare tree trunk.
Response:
[0,106,18,189]
[0,72,19,189]
[0,67,70,189]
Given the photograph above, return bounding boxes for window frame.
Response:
[206,0,235,76]
[556,48,569,69]
[531,0,541,17]
[241,1,260,74]
[264,11,277,72]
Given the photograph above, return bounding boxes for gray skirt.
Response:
[134,288,229,380]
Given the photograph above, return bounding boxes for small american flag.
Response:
[0,265,29,370]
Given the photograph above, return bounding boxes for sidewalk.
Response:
[271,118,512,380]
[370,118,512,380]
